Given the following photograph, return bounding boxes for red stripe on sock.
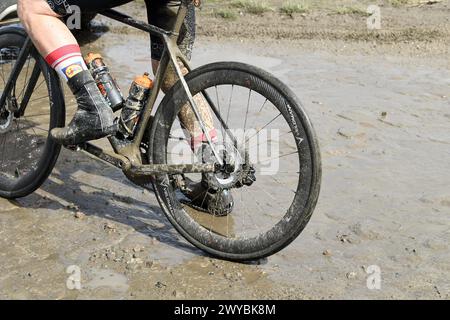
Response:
[45,45,82,68]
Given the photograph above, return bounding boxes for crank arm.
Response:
[65,142,132,170]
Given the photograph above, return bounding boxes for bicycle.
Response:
[0,0,321,261]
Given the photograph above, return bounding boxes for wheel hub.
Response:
[199,142,256,191]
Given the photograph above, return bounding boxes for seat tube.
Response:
[172,1,190,37]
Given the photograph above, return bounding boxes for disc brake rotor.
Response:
[199,142,248,190]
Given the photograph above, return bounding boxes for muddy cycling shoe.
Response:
[51,70,117,145]
[181,177,234,216]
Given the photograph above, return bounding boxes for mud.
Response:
[1,1,449,300]
[199,0,450,45]
[110,0,450,56]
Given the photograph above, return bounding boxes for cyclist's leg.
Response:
[17,0,129,144]
[18,0,78,58]
[147,0,217,150]
[18,0,132,58]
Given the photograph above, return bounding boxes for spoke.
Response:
[19,57,32,100]
[257,151,299,165]
[279,130,294,139]
[29,95,49,103]
[251,183,290,210]
[252,183,277,202]
[188,185,211,204]
[246,129,293,152]
[190,185,218,236]
[243,89,252,143]
[9,119,49,134]
[267,175,296,193]
[22,114,39,138]
[12,119,20,177]
[34,126,49,133]
[207,193,218,235]
[23,112,50,118]
[244,112,282,144]
[215,86,221,114]
[32,79,45,94]
[225,85,233,126]
[254,198,268,215]
[258,98,268,113]
[24,126,49,133]
[214,85,224,145]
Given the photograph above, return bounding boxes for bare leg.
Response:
[18,0,78,57]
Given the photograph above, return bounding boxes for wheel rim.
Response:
[152,66,318,257]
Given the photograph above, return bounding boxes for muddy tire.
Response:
[149,62,321,261]
[0,28,65,199]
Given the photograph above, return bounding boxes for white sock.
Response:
[45,45,88,81]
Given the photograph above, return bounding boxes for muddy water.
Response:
[0,27,449,299]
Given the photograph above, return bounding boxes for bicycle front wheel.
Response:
[149,62,321,261]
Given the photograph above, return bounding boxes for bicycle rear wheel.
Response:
[149,62,321,261]
[0,28,65,199]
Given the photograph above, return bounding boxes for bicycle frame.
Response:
[0,0,226,178]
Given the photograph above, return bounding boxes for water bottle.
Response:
[119,73,153,138]
[85,53,124,111]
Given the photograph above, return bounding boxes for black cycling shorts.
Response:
[45,0,195,61]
